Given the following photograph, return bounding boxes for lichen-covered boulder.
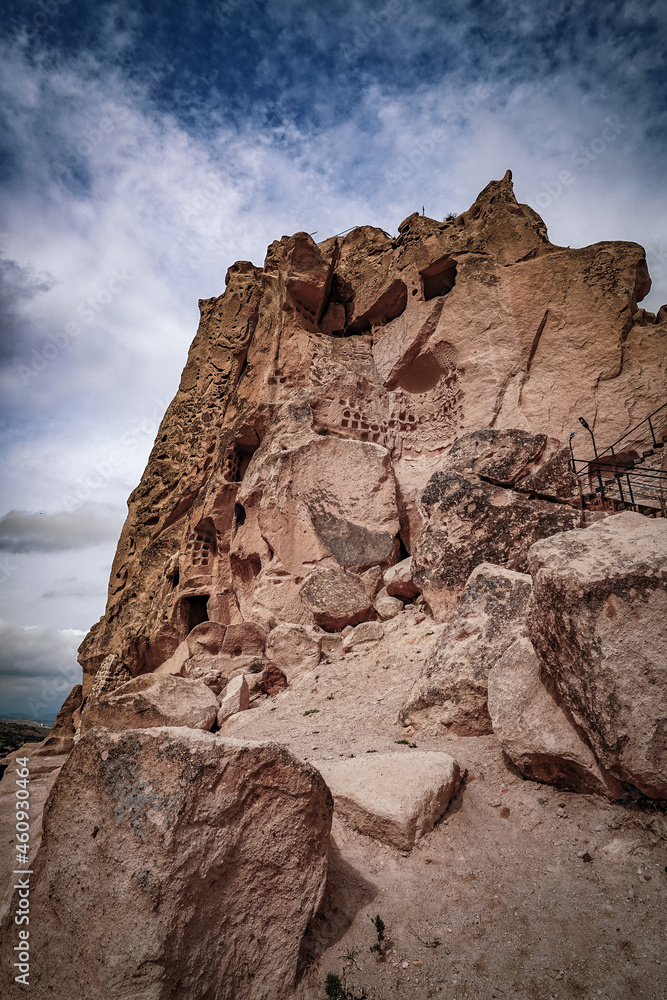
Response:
[0,728,333,1000]
[527,512,667,799]
[412,470,578,621]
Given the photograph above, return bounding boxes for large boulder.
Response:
[488,638,623,798]
[265,622,322,679]
[315,751,460,851]
[400,563,532,735]
[217,674,250,724]
[221,620,267,659]
[0,751,67,928]
[374,587,403,620]
[341,620,384,653]
[383,556,420,600]
[80,674,219,734]
[527,512,667,799]
[412,469,578,621]
[442,428,579,502]
[299,566,375,630]
[0,728,333,1000]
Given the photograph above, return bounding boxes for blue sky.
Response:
[1,0,666,720]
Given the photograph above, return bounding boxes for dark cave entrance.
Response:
[419,257,457,301]
[183,595,210,633]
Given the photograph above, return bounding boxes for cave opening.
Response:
[183,595,210,633]
[420,257,457,301]
[224,435,261,483]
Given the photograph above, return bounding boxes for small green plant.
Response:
[315,674,319,681]
[395,739,418,748]
[370,914,386,956]
[325,972,345,1000]
[444,211,457,221]
[340,946,360,968]
[326,693,335,700]
[304,709,320,717]
[324,971,367,1000]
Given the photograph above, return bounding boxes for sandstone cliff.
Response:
[77,170,666,689]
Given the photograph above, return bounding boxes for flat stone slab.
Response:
[315,751,460,851]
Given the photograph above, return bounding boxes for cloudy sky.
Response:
[1,0,666,720]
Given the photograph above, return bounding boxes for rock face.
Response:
[488,638,623,798]
[80,674,219,734]
[76,170,666,699]
[0,728,333,1000]
[315,751,460,851]
[85,652,132,701]
[527,512,667,799]
[36,684,82,755]
[400,563,533,735]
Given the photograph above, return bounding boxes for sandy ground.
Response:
[221,607,667,1000]
[1,604,665,999]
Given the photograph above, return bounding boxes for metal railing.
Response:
[569,403,667,516]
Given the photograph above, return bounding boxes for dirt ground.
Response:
[1,604,664,999]
[222,607,667,1000]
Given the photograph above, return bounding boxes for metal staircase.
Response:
[569,403,667,517]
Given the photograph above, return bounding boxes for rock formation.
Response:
[316,751,460,851]
[77,170,666,690]
[487,636,623,798]
[10,172,667,999]
[399,562,533,735]
[0,729,333,1000]
[527,512,667,799]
